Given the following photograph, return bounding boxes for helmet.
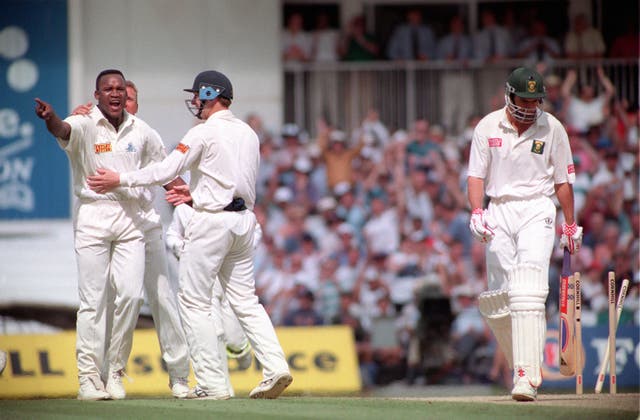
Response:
[505,67,545,123]
[184,70,233,119]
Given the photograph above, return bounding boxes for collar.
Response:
[498,107,549,133]
[205,109,234,123]
[90,106,134,130]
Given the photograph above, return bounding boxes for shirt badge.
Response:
[95,143,112,154]
[126,142,136,153]
[531,140,545,154]
[567,163,575,174]
[176,143,190,154]
[488,137,502,147]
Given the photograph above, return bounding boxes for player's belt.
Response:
[223,197,247,212]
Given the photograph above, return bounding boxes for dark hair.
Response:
[95,69,125,90]
[218,97,232,107]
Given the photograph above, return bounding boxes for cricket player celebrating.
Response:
[467,67,583,401]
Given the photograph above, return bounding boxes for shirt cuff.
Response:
[120,172,132,187]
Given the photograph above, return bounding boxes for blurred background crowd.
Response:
[235,3,640,390]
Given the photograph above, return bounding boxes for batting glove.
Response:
[560,222,583,254]
[469,208,496,243]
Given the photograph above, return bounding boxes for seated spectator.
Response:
[339,15,380,61]
[282,12,312,62]
[386,8,436,61]
[562,67,615,133]
[542,74,566,120]
[282,287,324,326]
[564,13,606,59]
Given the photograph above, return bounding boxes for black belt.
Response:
[223,197,247,212]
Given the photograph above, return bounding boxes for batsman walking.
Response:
[468,67,583,401]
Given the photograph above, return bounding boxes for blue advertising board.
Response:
[0,0,69,219]
[543,324,639,389]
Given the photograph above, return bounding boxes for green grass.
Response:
[0,397,637,420]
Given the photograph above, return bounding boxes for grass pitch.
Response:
[0,394,638,420]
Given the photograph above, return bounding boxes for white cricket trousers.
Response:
[74,199,145,381]
[142,216,190,380]
[485,195,556,292]
[179,209,289,393]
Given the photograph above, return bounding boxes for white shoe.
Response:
[78,376,111,401]
[511,377,537,401]
[186,386,230,400]
[106,369,127,400]
[0,350,6,374]
[170,377,190,399]
[249,372,293,399]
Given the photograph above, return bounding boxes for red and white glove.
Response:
[560,222,583,254]
[469,208,496,243]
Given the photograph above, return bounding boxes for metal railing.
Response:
[284,58,639,136]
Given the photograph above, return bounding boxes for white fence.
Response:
[284,58,639,136]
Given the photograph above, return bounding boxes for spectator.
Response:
[564,13,606,59]
[516,19,562,65]
[609,19,640,58]
[386,8,436,61]
[282,12,311,62]
[542,74,566,120]
[317,121,365,189]
[282,288,324,326]
[340,15,379,61]
[562,67,615,134]
[310,12,340,62]
[437,14,474,136]
[473,9,512,62]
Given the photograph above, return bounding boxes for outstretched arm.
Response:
[34,98,71,140]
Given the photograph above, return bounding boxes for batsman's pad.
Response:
[478,289,513,368]
[508,264,548,387]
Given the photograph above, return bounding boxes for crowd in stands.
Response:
[282,7,637,64]
[245,57,638,388]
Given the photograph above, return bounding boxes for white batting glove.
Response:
[469,208,496,243]
[560,222,583,255]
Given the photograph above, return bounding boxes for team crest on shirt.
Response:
[531,140,545,154]
[126,142,136,153]
[95,143,112,154]
[176,143,190,153]
[544,217,553,228]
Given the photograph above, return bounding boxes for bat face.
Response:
[559,249,576,376]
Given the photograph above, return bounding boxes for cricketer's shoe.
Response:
[170,377,190,399]
[78,375,111,401]
[249,372,293,399]
[106,369,127,400]
[511,377,537,402]
[186,386,230,400]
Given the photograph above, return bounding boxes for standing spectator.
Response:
[87,70,293,400]
[467,67,581,401]
[562,67,615,133]
[564,13,606,59]
[310,12,340,62]
[310,11,340,125]
[282,12,311,62]
[386,8,436,61]
[340,15,380,61]
[473,9,513,114]
[437,14,474,136]
[317,121,365,190]
[34,69,180,400]
[516,19,562,66]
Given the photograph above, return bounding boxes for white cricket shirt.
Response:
[467,108,575,199]
[59,107,166,202]
[120,109,260,212]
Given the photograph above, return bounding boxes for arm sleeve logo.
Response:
[176,143,190,154]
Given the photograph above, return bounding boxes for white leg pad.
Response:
[508,264,548,387]
[478,289,513,368]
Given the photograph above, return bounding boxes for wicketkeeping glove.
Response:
[469,208,496,243]
[559,222,583,254]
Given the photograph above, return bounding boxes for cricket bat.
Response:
[559,248,576,376]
